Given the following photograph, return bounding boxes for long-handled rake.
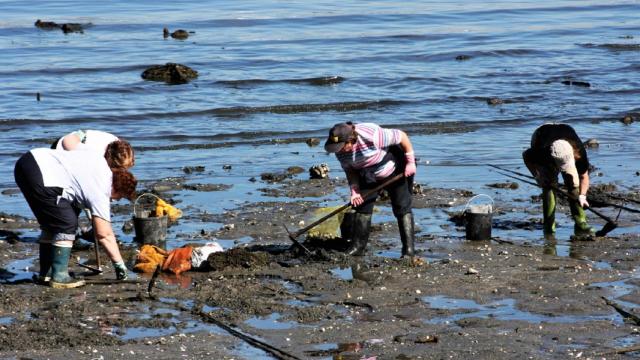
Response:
[488,164,618,236]
[284,173,405,254]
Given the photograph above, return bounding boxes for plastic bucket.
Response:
[133,193,168,245]
[464,194,494,241]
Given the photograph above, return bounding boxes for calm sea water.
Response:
[1,0,639,245]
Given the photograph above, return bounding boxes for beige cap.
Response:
[550,140,579,187]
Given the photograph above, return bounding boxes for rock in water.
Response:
[309,163,330,179]
[34,19,61,30]
[487,97,503,105]
[163,27,190,39]
[61,23,84,33]
[621,114,635,125]
[171,30,189,39]
[562,80,591,87]
[305,138,320,147]
[141,63,198,84]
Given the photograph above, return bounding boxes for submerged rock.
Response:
[141,63,198,84]
[171,30,189,39]
[34,19,60,30]
[562,80,591,87]
[260,172,289,183]
[61,23,84,33]
[182,165,205,174]
[163,27,190,39]
[305,76,344,86]
[287,166,305,175]
[487,182,519,190]
[621,114,636,125]
[455,54,471,61]
[487,97,503,105]
[305,138,320,147]
[35,20,89,33]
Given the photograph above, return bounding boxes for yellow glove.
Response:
[155,199,182,221]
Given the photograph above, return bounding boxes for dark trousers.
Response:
[355,169,412,217]
[14,152,80,236]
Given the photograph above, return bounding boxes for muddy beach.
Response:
[1,173,640,360]
[2,2,640,358]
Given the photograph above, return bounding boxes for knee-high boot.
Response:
[569,189,594,236]
[397,212,415,257]
[345,213,372,256]
[542,188,556,235]
[50,245,85,289]
[33,243,53,284]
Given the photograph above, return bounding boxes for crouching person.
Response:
[522,123,594,237]
[14,148,137,288]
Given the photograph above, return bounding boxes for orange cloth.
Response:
[162,246,193,275]
[133,245,169,273]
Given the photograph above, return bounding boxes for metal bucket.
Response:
[133,193,167,245]
[464,194,494,241]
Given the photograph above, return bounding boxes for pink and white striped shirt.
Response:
[336,123,402,182]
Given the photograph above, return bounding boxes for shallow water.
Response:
[1,1,639,250]
[422,295,621,324]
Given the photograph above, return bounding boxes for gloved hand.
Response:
[578,194,589,208]
[113,261,129,281]
[404,152,416,177]
[350,186,364,207]
[79,227,94,241]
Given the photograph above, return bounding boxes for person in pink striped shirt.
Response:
[324,122,417,258]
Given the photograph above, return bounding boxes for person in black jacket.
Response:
[522,124,594,237]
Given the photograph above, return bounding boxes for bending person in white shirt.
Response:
[14,148,137,288]
[53,130,135,169]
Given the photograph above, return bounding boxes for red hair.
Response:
[105,140,135,169]
[112,168,137,201]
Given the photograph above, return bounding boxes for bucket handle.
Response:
[463,194,494,213]
[133,193,161,217]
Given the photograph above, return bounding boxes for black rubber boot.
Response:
[344,213,372,256]
[33,243,53,284]
[50,245,85,289]
[397,212,415,258]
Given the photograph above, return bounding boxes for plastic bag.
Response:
[191,242,224,269]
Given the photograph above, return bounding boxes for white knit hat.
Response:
[550,140,579,186]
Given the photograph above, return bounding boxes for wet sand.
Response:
[1,176,640,359]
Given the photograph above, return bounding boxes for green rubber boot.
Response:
[569,190,594,236]
[50,245,85,289]
[33,243,53,285]
[542,188,556,235]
